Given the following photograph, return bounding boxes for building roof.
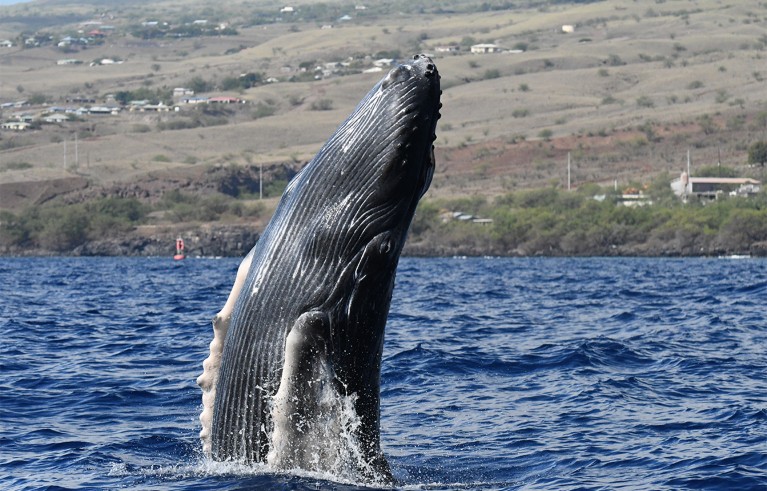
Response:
[689,177,761,185]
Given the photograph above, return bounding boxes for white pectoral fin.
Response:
[269,311,334,469]
[197,249,255,456]
[277,311,332,405]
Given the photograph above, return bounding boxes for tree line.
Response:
[2,182,767,256]
[408,180,767,257]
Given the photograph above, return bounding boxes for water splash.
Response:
[267,360,390,485]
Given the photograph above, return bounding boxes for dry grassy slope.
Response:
[1,0,767,208]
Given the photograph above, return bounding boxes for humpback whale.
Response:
[197,54,441,483]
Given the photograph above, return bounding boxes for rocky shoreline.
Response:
[0,224,260,258]
[3,224,766,258]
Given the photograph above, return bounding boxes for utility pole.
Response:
[686,148,692,198]
[567,152,571,190]
[259,161,263,200]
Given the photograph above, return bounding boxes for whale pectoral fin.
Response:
[198,248,255,456]
[281,311,332,395]
[269,311,334,469]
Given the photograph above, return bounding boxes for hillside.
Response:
[1,0,767,256]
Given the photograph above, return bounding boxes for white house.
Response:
[173,87,194,97]
[671,172,762,200]
[43,114,70,123]
[471,43,503,54]
[1,121,32,131]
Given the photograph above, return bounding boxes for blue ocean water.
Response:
[0,256,765,490]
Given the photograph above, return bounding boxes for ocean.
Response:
[1,256,765,490]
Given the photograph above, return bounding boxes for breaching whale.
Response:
[197,54,441,483]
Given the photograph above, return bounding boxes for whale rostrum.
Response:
[197,54,441,483]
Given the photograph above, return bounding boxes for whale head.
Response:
[277,53,442,262]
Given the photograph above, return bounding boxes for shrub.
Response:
[537,129,553,140]
[512,109,529,118]
[310,99,334,111]
[252,101,276,119]
[636,95,654,108]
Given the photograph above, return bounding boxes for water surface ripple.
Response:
[1,257,765,490]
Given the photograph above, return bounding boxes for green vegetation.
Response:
[748,141,767,167]
[130,23,237,40]
[113,87,172,105]
[0,194,264,252]
[409,186,767,256]
[0,197,148,252]
[220,72,265,91]
[310,99,334,111]
[2,162,33,171]
[5,185,766,256]
[252,101,277,119]
[156,106,230,130]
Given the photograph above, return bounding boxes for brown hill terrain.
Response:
[1,0,767,213]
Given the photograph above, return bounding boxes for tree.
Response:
[747,141,767,167]
[188,76,213,94]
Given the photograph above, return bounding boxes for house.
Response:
[43,113,70,124]
[0,40,13,48]
[619,193,652,207]
[208,97,242,104]
[1,100,27,109]
[67,97,95,104]
[173,87,195,97]
[182,96,209,104]
[57,36,76,47]
[670,172,762,200]
[10,112,34,122]
[1,121,32,131]
[88,106,120,115]
[373,58,394,67]
[436,45,461,53]
[471,43,504,54]
[130,102,171,112]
